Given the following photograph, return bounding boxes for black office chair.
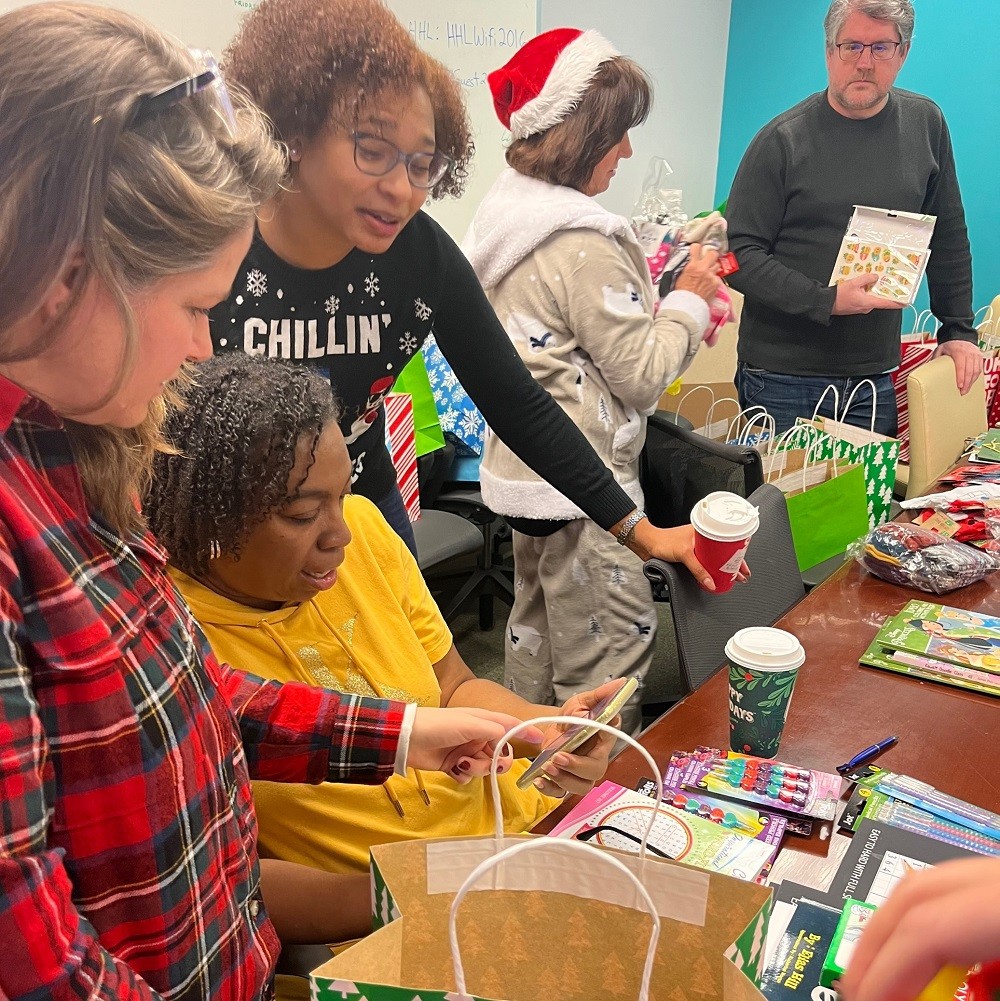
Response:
[412,447,514,629]
[433,485,515,630]
[640,412,765,529]
[643,483,805,694]
[411,446,486,624]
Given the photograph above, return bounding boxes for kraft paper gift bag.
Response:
[658,383,742,441]
[312,721,774,1001]
[392,352,446,458]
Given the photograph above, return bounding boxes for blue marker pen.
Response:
[836,735,898,775]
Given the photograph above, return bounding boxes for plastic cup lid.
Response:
[691,491,760,541]
[725,626,805,671]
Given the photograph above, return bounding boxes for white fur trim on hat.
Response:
[508,30,620,140]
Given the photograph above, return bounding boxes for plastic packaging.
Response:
[850,522,1000,594]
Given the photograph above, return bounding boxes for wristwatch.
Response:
[616,509,647,546]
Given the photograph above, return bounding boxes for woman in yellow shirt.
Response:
[146,352,619,939]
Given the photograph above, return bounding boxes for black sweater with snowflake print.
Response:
[210,210,636,528]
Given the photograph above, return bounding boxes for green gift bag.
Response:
[792,418,899,529]
[392,353,445,457]
[784,460,871,572]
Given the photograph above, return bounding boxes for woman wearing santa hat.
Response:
[215,0,719,594]
[462,28,723,732]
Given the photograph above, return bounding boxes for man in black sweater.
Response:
[726,0,981,436]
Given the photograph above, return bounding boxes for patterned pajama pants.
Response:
[504,518,657,734]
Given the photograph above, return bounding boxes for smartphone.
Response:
[515,677,638,790]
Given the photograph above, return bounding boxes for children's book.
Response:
[547,780,776,881]
[826,819,976,906]
[759,896,842,999]
[860,599,1000,697]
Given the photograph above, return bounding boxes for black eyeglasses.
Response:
[126,49,237,139]
[834,40,902,61]
[349,132,453,189]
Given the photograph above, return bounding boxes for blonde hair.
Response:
[0,2,285,533]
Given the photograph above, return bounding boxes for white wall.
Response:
[541,0,732,221]
[0,0,734,230]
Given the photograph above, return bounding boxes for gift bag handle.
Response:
[489,717,663,856]
[449,837,661,1001]
[679,384,736,430]
[799,431,839,492]
[839,378,878,434]
[914,308,937,339]
[904,305,937,342]
[810,384,840,424]
[765,426,839,488]
[765,424,827,483]
[729,407,775,451]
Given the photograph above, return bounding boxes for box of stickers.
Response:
[829,205,935,306]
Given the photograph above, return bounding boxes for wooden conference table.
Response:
[535,551,1000,880]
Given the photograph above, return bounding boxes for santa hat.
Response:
[488,28,620,141]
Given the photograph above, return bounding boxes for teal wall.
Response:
[716,0,1000,316]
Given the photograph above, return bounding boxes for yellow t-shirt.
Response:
[172,495,553,874]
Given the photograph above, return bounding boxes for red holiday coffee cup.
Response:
[690,491,760,593]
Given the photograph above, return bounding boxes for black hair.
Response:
[147,353,341,576]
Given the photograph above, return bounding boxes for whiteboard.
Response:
[0,0,537,240]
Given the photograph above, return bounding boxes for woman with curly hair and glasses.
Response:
[0,5,541,998]
[147,353,620,940]
[216,0,719,589]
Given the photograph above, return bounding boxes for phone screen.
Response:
[514,678,636,790]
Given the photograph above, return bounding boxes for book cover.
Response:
[826,819,976,905]
[860,600,1000,696]
[875,600,1000,669]
[547,780,776,881]
[860,639,1000,698]
[759,897,842,999]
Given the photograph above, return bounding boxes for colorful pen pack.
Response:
[636,773,789,846]
[675,747,843,821]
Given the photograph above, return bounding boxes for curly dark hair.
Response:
[146,354,341,578]
[224,0,474,200]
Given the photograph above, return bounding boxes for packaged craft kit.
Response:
[829,205,935,306]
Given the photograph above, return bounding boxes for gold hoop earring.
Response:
[208,539,221,560]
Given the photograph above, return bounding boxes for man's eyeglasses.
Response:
[349,132,454,189]
[126,49,238,140]
[834,40,902,61]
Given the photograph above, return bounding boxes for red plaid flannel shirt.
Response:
[0,377,406,1000]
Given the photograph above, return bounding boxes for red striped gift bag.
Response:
[383,392,420,522]
[892,309,938,463]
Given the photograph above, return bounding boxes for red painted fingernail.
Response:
[457,760,471,772]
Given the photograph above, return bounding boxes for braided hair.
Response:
[147,354,341,577]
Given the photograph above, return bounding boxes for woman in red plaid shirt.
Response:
[0,6,541,1000]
